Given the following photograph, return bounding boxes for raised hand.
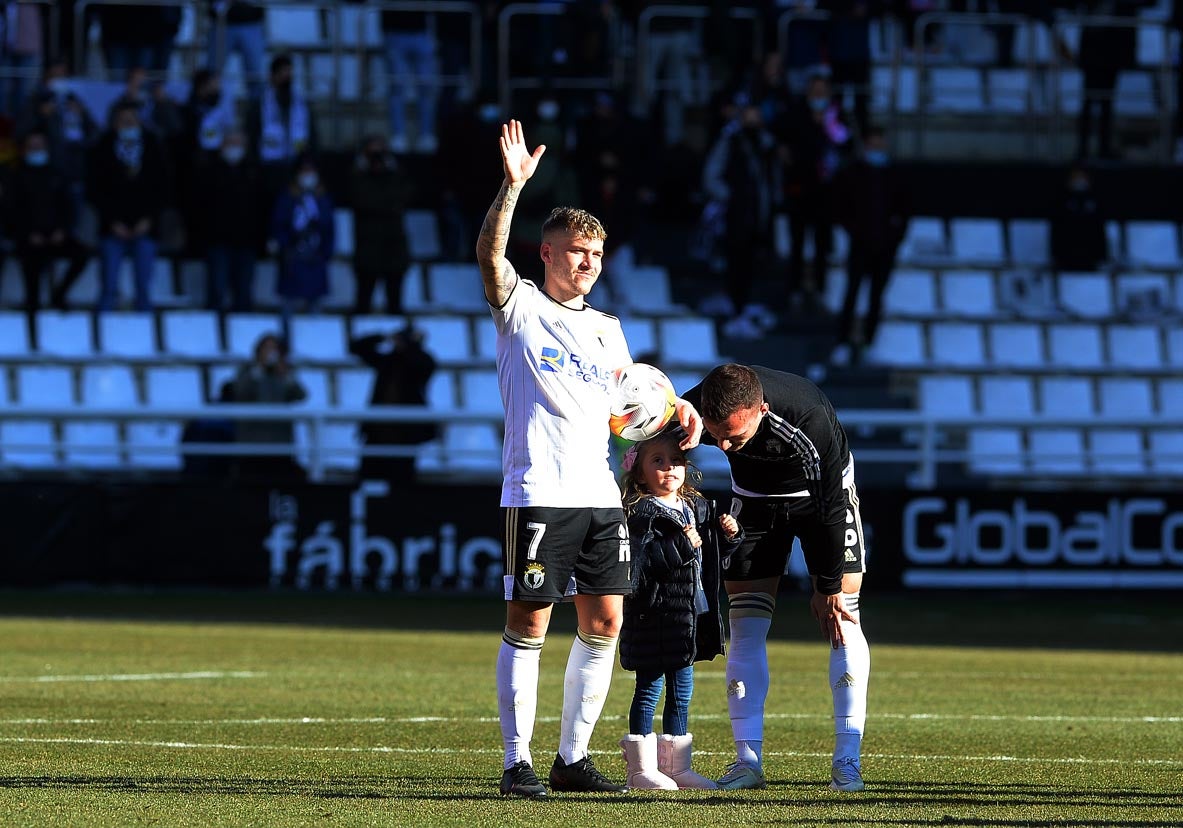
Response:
[500,119,546,185]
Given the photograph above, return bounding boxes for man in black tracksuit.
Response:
[678,363,871,793]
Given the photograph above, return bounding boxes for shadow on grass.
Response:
[0,589,1182,652]
[1,775,1179,823]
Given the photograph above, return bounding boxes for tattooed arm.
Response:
[475,119,546,307]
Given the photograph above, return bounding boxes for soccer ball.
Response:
[609,363,677,442]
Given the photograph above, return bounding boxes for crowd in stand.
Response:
[0,1,1167,361]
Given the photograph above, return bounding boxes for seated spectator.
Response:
[349,135,413,314]
[204,0,267,99]
[270,155,334,330]
[231,333,307,483]
[88,101,169,311]
[349,322,437,481]
[197,130,262,312]
[5,131,91,311]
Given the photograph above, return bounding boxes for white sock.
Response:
[497,627,543,770]
[726,593,775,768]
[830,593,870,765]
[558,629,618,766]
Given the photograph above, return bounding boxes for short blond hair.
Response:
[541,206,607,243]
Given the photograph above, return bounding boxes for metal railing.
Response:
[912,10,1175,162]
[1,404,1179,488]
[496,2,623,115]
[73,0,199,82]
[636,3,763,111]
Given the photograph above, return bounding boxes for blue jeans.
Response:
[383,31,438,140]
[205,21,266,98]
[207,244,256,311]
[629,665,694,736]
[99,235,157,311]
[103,42,172,80]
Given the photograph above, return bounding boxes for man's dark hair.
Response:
[700,363,763,422]
[270,53,293,76]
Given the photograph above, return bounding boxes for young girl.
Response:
[618,432,742,790]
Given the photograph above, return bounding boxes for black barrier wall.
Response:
[2,481,1180,590]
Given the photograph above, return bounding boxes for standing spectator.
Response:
[784,73,851,310]
[88,101,169,312]
[14,83,99,232]
[204,0,267,99]
[248,53,317,244]
[831,126,910,366]
[349,135,414,314]
[1073,0,1139,160]
[641,1,710,146]
[231,333,307,483]
[1050,163,1108,272]
[702,102,782,339]
[270,155,334,329]
[96,4,181,80]
[108,67,182,141]
[198,130,262,311]
[177,68,234,258]
[0,0,43,120]
[823,1,879,136]
[348,322,437,481]
[5,131,91,311]
[381,8,439,153]
[436,97,504,261]
[617,432,742,791]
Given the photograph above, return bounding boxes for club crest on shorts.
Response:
[523,562,546,590]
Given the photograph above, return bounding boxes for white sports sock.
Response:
[726,593,775,767]
[497,627,543,770]
[558,630,618,766]
[829,593,870,765]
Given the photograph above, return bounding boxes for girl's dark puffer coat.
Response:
[620,494,744,673]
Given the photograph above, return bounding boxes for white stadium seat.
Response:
[426,263,488,312]
[897,217,947,264]
[940,270,997,317]
[867,320,926,366]
[36,310,93,357]
[290,315,349,362]
[81,365,139,409]
[1038,376,1095,418]
[417,316,473,364]
[988,322,1045,368]
[882,269,938,317]
[127,421,184,470]
[225,313,283,360]
[929,322,986,367]
[1107,324,1163,369]
[161,310,222,358]
[917,375,975,417]
[0,420,58,468]
[1008,219,1050,267]
[1149,429,1183,475]
[334,208,355,258]
[335,368,375,410]
[405,209,442,260]
[967,427,1023,475]
[659,318,719,367]
[978,375,1035,419]
[928,67,984,113]
[63,420,122,468]
[1157,378,1183,415]
[949,218,1005,266]
[427,370,458,409]
[17,365,75,407]
[1047,324,1104,369]
[0,311,31,356]
[1057,273,1113,318]
[1098,377,1154,419]
[1028,428,1086,475]
[1125,220,1181,268]
[620,318,657,361]
[98,313,157,358]
[472,316,498,363]
[145,366,204,407]
[1088,429,1145,476]
[459,369,502,414]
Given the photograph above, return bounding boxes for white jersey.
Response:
[491,277,632,508]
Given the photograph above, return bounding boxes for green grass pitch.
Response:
[0,590,1180,827]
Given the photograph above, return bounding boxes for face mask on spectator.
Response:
[118,125,141,142]
[47,78,68,95]
[222,145,246,165]
[25,150,49,167]
[865,149,889,167]
[298,172,318,190]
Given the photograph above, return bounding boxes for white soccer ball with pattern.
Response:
[609,363,677,442]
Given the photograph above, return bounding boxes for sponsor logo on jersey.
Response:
[540,347,565,373]
[536,346,611,390]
